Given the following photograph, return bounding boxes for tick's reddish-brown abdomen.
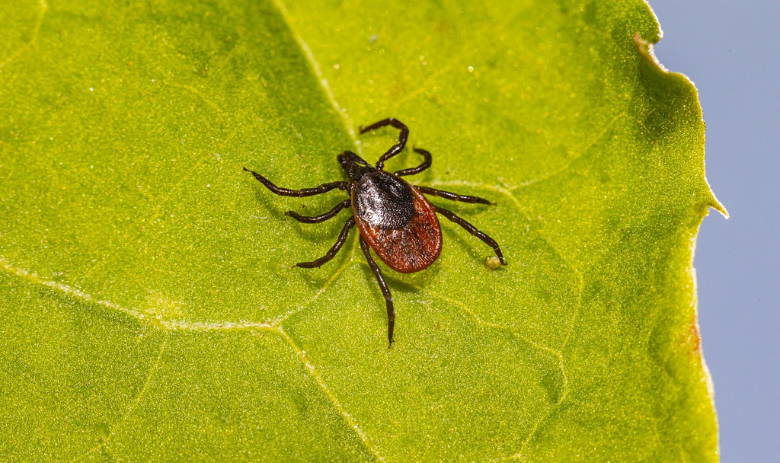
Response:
[354,186,442,273]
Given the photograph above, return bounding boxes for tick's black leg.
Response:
[358,118,409,170]
[433,205,507,265]
[359,236,396,347]
[295,217,355,268]
[417,186,493,205]
[394,147,432,177]
[286,199,351,224]
[244,167,349,197]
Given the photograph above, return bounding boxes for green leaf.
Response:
[0,0,723,461]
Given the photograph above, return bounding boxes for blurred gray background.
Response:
[649,1,779,461]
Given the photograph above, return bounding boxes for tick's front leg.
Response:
[244,167,349,197]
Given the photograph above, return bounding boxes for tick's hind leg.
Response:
[394,147,432,177]
[296,217,355,268]
[244,167,349,197]
[433,205,507,265]
[417,186,492,205]
[286,199,351,223]
[358,118,409,170]
[359,237,396,347]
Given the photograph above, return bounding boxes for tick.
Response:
[244,118,506,346]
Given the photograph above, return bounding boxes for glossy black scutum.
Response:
[338,150,415,229]
[354,171,415,229]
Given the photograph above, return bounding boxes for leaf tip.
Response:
[711,197,729,219]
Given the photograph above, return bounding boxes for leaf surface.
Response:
[0,0,721,461]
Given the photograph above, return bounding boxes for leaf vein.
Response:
[0,257,289,332]
[427,180,585,349]
[1,257,382,459]
[276,233,359,325]
[75,332,170,461]
[514,111,628,188]
[0,0,48,70]
[422,182,585,462]
[270,0,358,143]
[275,326,385,462]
